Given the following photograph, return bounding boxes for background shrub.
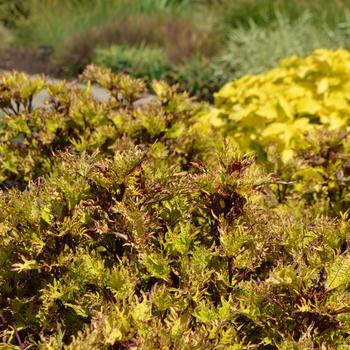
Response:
[214,11,350,80]
[0,23,12,51]
[168,56,228,101]
[93,45,169,81]
[214,0,349,31]
[56,12,217,76]
[11,0,193,47]
[0,0,28,27]
[2,0,350,101]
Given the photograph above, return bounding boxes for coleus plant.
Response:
[209,49,350,163]
[0,65,350,349]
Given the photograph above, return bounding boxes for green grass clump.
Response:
[168,55,227,101]
[214,0,348,31]
[0,0,28,28]
[11,0,194,48]
[214,10,350,80]
[0,23,12,51]
[93,45,169,81]
[1,66,350,348]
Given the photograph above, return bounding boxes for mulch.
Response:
[0,47,63,77]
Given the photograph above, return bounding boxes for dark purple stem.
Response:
[13,322,24,350]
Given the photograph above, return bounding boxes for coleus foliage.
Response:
[209,49,350,163]
[206,48,350,217]
[0,66,350,349]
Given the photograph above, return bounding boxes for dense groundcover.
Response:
[1,53,350,349]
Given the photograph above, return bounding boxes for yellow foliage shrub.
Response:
[209,49,350,162]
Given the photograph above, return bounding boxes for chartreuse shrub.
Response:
[268,128,350,217]
[207,49,350,217]
[1,67,350,349]
[210,49,350,161]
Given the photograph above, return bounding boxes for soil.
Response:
[0,47,63,77]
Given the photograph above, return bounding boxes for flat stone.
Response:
[0,70,158,109]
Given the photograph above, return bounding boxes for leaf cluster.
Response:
[206,49,350,219]
[1,65,350,349]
